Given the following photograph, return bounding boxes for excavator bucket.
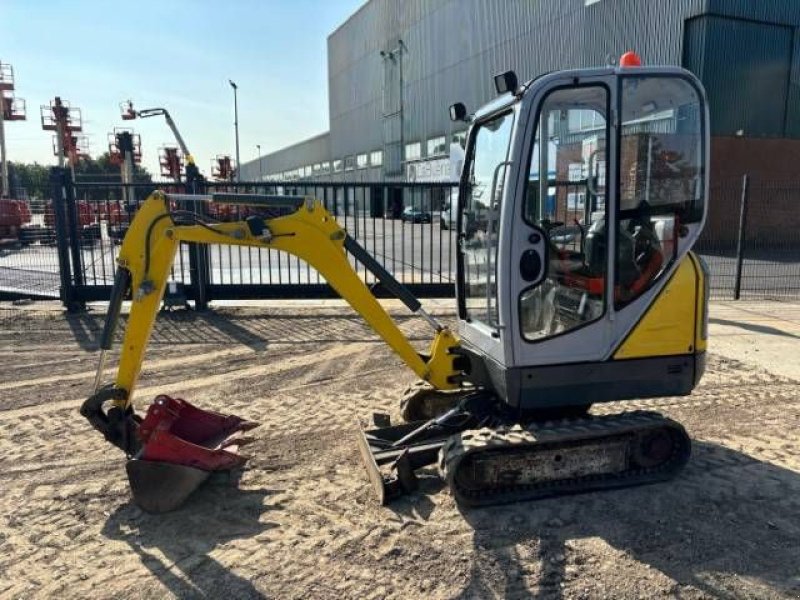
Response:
[125,395,258,512]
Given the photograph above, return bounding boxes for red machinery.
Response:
[108,128,142,167]
[43,200,96,229]
[51,134,90,162]
[2,92,26,122]
[41,97,86,166]
[211,155,235,181]
[0,198,32,243]
[208,155,238,220]
[159,146,183,180]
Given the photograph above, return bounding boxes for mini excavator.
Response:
[82,55,710,512]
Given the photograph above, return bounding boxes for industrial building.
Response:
[239,0,800,186]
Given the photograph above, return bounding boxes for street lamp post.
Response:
[256,144,263,180]
[228,79,240,182]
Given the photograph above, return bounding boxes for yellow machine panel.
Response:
[614,254,701,360]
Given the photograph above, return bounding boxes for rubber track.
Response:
[438,411,691,507]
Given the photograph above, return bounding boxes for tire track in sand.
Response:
[0,342,372,420]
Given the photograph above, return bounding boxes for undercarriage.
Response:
[359,392,691,506]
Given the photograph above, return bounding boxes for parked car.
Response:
[439,196,457,230]
[401,206,432,223]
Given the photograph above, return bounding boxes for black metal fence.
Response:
[0,169,798,306]
[0,168,458,309]
[696,176,800,299]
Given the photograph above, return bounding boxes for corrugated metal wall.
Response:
[241,0,800,180]
[325,0,711,179]
[685,15,793,137]
[238,132,330,181]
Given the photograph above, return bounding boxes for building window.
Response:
[321,161,331,174]
[404,142,421,161]
[568,163,583,181]
[370,150,383,166]
[333,159,343,172]
[568,109,604,132]
[312,163,321,174]
[427,136,447,157]
[356,153,368,169]
[452,131,467,149]
[303,165,312,177]
[344,155,355,171]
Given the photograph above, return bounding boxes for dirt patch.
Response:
[0,305,798,599]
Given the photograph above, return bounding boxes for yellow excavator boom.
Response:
[80,191,462,511]
[102,191,462,406]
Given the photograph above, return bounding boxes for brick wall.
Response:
[703,137,800,249]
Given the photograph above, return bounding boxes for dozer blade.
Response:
[356,416,438,505]
[127,395,259,512]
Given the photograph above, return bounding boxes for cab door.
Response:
[456,103,518,365]
[507,72,617,366]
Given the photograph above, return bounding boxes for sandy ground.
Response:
[0,300,798,599]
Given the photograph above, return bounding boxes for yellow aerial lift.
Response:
[82,54,710,512]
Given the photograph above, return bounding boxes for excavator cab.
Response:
[456,63,708,413]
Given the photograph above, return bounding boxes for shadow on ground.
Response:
[101,476,283,599]
[65,307,442,351]
[454,441,800,599]
[709,317,800,340]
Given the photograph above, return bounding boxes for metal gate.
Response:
[45,168,458,310]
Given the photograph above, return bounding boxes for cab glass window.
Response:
[461,111,515,328]
[616,76,705,309]
[520,85,609,341]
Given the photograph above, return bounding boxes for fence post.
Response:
[733,173,749,300]
[50,167,80,312]
[185,178,210,310]
[63,169,85,291]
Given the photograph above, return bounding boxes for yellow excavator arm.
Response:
[80,191,463,511]
[91,191,462,411]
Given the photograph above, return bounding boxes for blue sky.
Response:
[1,0,364,177]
